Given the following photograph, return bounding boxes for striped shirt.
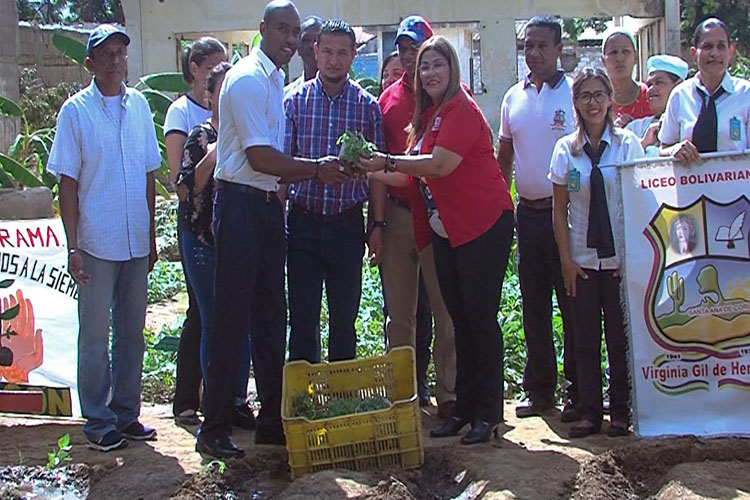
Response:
[283,76,385,215]
[47,80,161,261]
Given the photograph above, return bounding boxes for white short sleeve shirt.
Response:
[214,48,285,191]
[499,72,575,200]
[164,94,212,137]
[549,126,645,270]
[47,80,161,261]
[659,72,750,152]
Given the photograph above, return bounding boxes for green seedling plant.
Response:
[46,433,72,470]
[336,131,376,167]
[205,460,227,475]
[291,388,390,420]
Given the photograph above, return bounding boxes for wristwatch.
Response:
[371,220,387,229]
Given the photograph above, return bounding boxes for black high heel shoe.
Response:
[460,420,500,445]
[430,416,470,438]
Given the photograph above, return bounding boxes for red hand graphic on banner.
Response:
[0,290,44,383]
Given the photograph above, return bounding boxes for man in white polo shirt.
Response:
[48,25,161,452]
[196,0,348,459]
[497,16,578,422]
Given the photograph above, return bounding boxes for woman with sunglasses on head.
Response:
[176,62,255,432]
[550,67,644,438]
[660,18,750,162]
[359,36,514,445]
[165,37,228,426]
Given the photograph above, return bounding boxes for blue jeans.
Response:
[77,252,148,440]
[180,229,250,402]
[287,206,365,363]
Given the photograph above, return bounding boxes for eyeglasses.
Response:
[576,91,609,104]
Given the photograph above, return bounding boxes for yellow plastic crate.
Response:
[282,346,423,479]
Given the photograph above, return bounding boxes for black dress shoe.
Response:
[460,420,499,445]
[233,404,257,430]
[430,416,470,438]
[560,401,581,423]
[568,421,601,439]
[515,398,553,418]
[195,433,244,458]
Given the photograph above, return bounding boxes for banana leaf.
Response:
[140,72,191,94]
[155,178,171,199]
[8,134,25,159]
[0,153,44,187]
[142,89,172,125]
[51,32,88,68]
[0,95,24,119]
[0,166,15,188]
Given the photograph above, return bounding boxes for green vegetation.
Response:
[46,433,72,470]
[336,131,377,167]
[291,389,390,420]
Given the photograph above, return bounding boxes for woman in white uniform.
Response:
[660,18,750,161]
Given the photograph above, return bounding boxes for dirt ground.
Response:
[3,297,750,498]
[2,402,750,499]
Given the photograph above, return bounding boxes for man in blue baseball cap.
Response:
[86,24,130,57]
[48,23,161,452]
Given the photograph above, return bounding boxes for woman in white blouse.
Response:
[660,17,750,161]
[550,67,644,438]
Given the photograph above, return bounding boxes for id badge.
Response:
[567,168,581,192]
[730,116,741,141]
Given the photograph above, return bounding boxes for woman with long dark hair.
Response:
[360,36,514,444]
[550,67,644,438]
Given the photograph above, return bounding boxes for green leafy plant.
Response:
[46,433,72,470]
[291,388,390,420]
[336,131,376,167]
[205,460,227,476]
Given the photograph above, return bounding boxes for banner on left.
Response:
[0,218,78,417]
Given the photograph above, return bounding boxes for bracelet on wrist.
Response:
[371,220,387,229]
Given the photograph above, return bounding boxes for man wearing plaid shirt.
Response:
[284,19,385,363]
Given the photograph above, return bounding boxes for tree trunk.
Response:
[0,0,20,154]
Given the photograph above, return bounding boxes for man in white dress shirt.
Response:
[196,0,348,458]
[48,25,161,452]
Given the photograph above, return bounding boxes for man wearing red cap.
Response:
[377,15,456,418]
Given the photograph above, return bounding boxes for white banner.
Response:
[0,218,79,416]
[620,152,750,437]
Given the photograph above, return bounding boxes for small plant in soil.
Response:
[46,433,72,470]
[291,387,390,420]
[336,131,376,167]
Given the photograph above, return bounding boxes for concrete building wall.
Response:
[18,25,90,88]
[122,0,666,132]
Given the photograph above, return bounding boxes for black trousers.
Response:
[172,201,203,415]
[433,211,514,424]
[570,269,629,425]
[516,203,577,405]
[287,207,365,363]
[200,184,286,437]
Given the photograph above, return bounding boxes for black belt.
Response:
[387,194,411,211]
[518,196,553,210]
[290,203,362,223]
[216,179,277,203]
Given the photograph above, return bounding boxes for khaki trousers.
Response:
[381,198,456,404]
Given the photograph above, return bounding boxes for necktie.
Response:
[584,141,615,259]
[692,86,725,153]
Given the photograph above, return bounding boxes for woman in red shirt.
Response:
[360,36,514,445]
[601,30,652,126]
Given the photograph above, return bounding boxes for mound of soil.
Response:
[572,436,750,499]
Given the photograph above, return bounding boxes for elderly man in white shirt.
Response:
[48,25,161,453]
[196,0,348,459]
